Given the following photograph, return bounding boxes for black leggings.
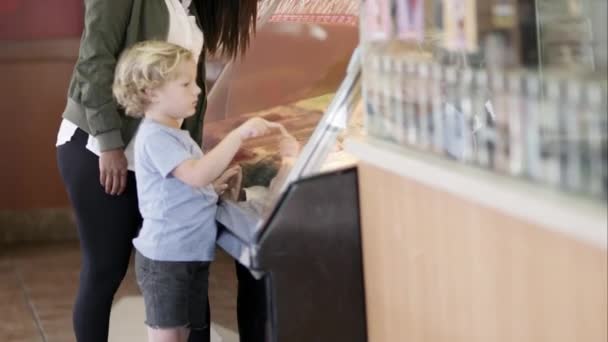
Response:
[236,262,268,342]
[57,128,210,342]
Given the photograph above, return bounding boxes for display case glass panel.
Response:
[204,2,362,238]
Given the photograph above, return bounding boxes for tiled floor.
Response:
[0,242,240,342]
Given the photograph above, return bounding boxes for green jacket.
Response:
[63,0,207,151]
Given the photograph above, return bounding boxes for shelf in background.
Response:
[346,136,607,249]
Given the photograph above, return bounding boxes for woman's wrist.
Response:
[281,156,297,165]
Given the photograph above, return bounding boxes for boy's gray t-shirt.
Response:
[133,119,218,262]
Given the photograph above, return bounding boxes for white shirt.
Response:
[56,0,204,171]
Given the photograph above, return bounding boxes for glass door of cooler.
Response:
[359,0,607,200]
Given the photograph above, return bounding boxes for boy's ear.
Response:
[144,88,159,103]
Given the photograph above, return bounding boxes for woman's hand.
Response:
[99,149,128,195]
[279,134,300,158]
[213,165,241,195]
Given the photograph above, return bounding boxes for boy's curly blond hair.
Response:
[113,41,194,117]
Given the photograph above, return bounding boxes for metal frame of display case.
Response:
[281,47,362,189]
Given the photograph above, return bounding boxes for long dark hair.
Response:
[195,0,258,59]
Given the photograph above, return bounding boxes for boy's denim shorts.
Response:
[135,251,210,330]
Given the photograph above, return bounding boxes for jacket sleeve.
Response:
[75,0,134,151]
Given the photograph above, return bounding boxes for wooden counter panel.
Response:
[358,162,607,342]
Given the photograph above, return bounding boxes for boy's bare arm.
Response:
[172,118,283,188]
[172,131,243,188]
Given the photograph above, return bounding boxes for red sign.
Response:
[0,0,21,14]
[269,14,358,26]
[0,0,83,40]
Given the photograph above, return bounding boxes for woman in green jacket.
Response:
[56,1,258,341]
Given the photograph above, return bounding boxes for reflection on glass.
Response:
[204,14,361,237]
[360,0,607,200]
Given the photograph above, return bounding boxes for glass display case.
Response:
[203,1,364,267]
[203,3,367,341]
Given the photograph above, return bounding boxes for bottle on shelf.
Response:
[430,63,445,155]
[490,70,510,173]
[387,53,402,144]
[460,68,476,163]
[417,62,432,150]
[444,65,465,160]
[507,72,524,176]
[523,73,542,181]
[562,80,583,192]
[586,83,608,198]
[404,60,418,145]
[473,69,493,168]
[363,52,383,138]
[540,76,563,188]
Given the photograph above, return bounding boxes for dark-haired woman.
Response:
[55,1,259,341]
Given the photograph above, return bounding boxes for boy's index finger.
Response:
[268,122,289,136]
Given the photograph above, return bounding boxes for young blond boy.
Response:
[113,40,286,342]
